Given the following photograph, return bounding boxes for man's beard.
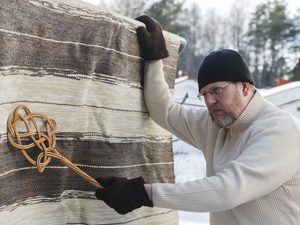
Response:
[212,114,235,128]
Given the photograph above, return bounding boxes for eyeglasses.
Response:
[197,82,231,99]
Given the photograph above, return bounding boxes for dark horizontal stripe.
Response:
[0,138,175,207]
[0,131,170,144]
[0,66,143,87]
[0,164,175,208]
[0,2,178,86]
[0,100,148,113]
[0,138,173,170]
[0,32,143,82]
[0,31,177,85]
[0,2,139,56]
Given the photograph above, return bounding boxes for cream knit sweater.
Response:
[144,60,300,225]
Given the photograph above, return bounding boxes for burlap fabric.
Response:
[0,0,181,224]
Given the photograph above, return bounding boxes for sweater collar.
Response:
[227,90,264,131]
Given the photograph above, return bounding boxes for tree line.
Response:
[99,0,300,88]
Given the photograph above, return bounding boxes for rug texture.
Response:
[0,0,181,224]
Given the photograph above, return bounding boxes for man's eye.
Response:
[211,88,219,94]
[215,87,222,93]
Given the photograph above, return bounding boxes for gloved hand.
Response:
[135,15,169,60]
[95,176,153,214]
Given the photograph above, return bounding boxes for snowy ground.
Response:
[179,211,209,225]
[173,138,210,225]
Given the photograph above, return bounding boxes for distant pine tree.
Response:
[291,59,300,81]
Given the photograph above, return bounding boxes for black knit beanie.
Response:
[197,49,254,90]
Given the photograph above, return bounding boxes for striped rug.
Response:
[0,0,181,224]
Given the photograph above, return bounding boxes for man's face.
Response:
[200,81,246,127]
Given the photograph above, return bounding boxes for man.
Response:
[95,15,300,225]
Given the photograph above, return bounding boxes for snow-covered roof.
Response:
[174,76,205,107]
[260,81,300,97]
[259,82,300,120]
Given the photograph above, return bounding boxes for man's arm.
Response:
[143,60,210,150]
[151,112,300,212]
[136,15,210,150]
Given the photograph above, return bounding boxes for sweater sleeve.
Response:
[151,113,300,212]
[143,60,210,151]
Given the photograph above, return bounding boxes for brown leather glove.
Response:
[135,15,169,60]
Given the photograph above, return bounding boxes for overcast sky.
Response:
[83,0,300,16]
[185,0,300,16]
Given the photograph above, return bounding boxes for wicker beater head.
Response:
[7,105,102,188]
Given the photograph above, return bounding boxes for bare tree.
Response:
[109,0,150,18]
[229,0,248,50]
[200,9,223,53]
[178,3,204,79]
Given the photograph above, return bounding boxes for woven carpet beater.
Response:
[7,105,102,189]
